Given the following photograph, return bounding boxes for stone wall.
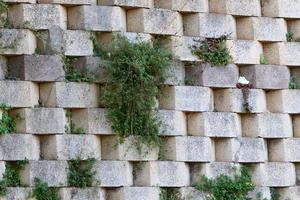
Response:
[0,0,300,199]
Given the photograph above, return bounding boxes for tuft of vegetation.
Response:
[0,103,19,135]
[289,76,299,89]
[194,166,255,200]
[100,35,172,150]
[65,111,84,134]
[159,188,181,200]
[32,178,60,200]
[68,158,97,188]
[260,54,266,64]
[286,32,300,42]
[191,35,232,66]
[62,56,96,83]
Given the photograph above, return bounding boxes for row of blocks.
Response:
[3,4,300,38]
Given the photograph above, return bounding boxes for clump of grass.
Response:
[159,188,181,200]
[32,178,60,200]
[0,103,20,135]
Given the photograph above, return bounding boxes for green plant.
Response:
[100,35,172,150]
[159,188,181,200]
[286,32,294,42]
[3,159,28,187]
[0,0,7,27]
[68,158,97,188]
[191,35,232,66]
[62,56,96,83]
[289,76,299,89]
[65,111,84,134]
[260,54,266,64]
[194,166,255,200]
[0,103,19,134]
[32,178,60,200]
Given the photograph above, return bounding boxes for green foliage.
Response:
[191,35,232,66]
[286,32,300,42]
[0,0,7,27]
[62,56,96,83]
[68,158,97,188]
[159,188,181,200]
[0,180,6,196]
[100,35,172,149]
[0,103,18,134]
[289,76,299,89]
[194,166,255,200]
[4,159,28,187]
[32,178,60,200]
[260,54,266,64]
[65,111,84,134]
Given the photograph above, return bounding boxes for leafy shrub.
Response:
[191,35,232,66]
[0,103,18,134]
[32,178,60,200]
[100,35,172,149]
[159,188,181,200]
[4,159,28,187]
[68,158,97,188]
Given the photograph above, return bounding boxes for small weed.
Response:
[68,158,97,188]
[286,31,300,42]
[191,35,232,66]
[0,0,7,27]
[35,48,42,55]
[159,188,181,200]
[4,159,28,187]
[260,54,266,64]
[0,103,19,134]
[65,111,84,134]
[289,76,299,89]
[32,178,60,200]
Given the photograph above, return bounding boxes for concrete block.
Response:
[7,55,65,82]
[209,0,261,16]
[0,81,39,107]
[107,187,160,200]
[0,29,36,55]
[159,86,213,111]
[20,161,68,187]
[288,20,300,39]
[154,0,208,12]
[0,161,4,180]
[41,134,101,160]
[179,187,207,200]
[185,63,238,88]
[248,187,271,200]
[214,88,267,113]
[68,6,126,31]
[40,82,99,108]
[188,112,241,137]
[164,60,185,85]
[127,8,183,35]
[94,161,133,187]
[269,138,300,162]
[39,0,94,5]
[158,110,186,136]
[164,136,214,162]
[267,90,300,113]
[134,161,189,186]
[0,134,40,160]
[278,186,300,200]
[237,17,287,41]
[239,65,290,89]
[251,163,296,187]
[71,108,112,134]
[59,188,105,200]
[242,113,292,138]
[183,13,236,38]
[11,108,66,134]
[262,0,300,18]
[98,0,153,8]
[101,135,158,161]
[215,138,267,162]
[227,40,263,64]
[0,56,6,80]
[0,187,32,200]
[8,4,67,29]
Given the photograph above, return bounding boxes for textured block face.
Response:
[0,29,36,55]
[179,187,208,200]
[251,163,296,187]
[127,8,183,35]
[108,187,160,200]
[94,161,133,187]
[227,40,263,64]
[262,0,300,18]
[59,188,105,200]
[0,81,39,107]
[20,161,68,187]
[214,89,267,113]
[134,161,189,186]
[188,112,241,137]
[185,63,239,88]
[8,4,67,29]
[13,108,66,134]
[267,90,300,113]
[64,30,93,56]
[68,6,126,31]
[3,188,33,200]
[278,187,300,200]
[40,82,99,108]
[237,17,287,41]
[183,13,236,38]
[159,86,213,112]
[163,60,185,86]
[240,65,290,89]
[101,136,158,161]
[0,134,40,160]
[155,0,208,12]
[210,0,261,16]
[158,110,186,136]
[99,0,153,7]
[269,139,300,162]
[164,136,214,162]
[8,55,65,82]
[0,161,4,179]
[42,135,101,160]
[242,113,293,138]
[215,138,267,163]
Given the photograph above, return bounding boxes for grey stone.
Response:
[59,188,105,200]
[99,0,153,8]
[107,187,160,200]
[210,0,261,16]
[159,110,186,136]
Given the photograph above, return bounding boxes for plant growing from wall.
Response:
[260,54,266,64]
[68,158,97,188]
[191,35,232,66]
[65,111,84,134]
[286,32,300,42]
[289,76,299,89]
[100,35,172,150]
[32,178,60,200]
[0,103,20,134]
[159,188,181,200]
